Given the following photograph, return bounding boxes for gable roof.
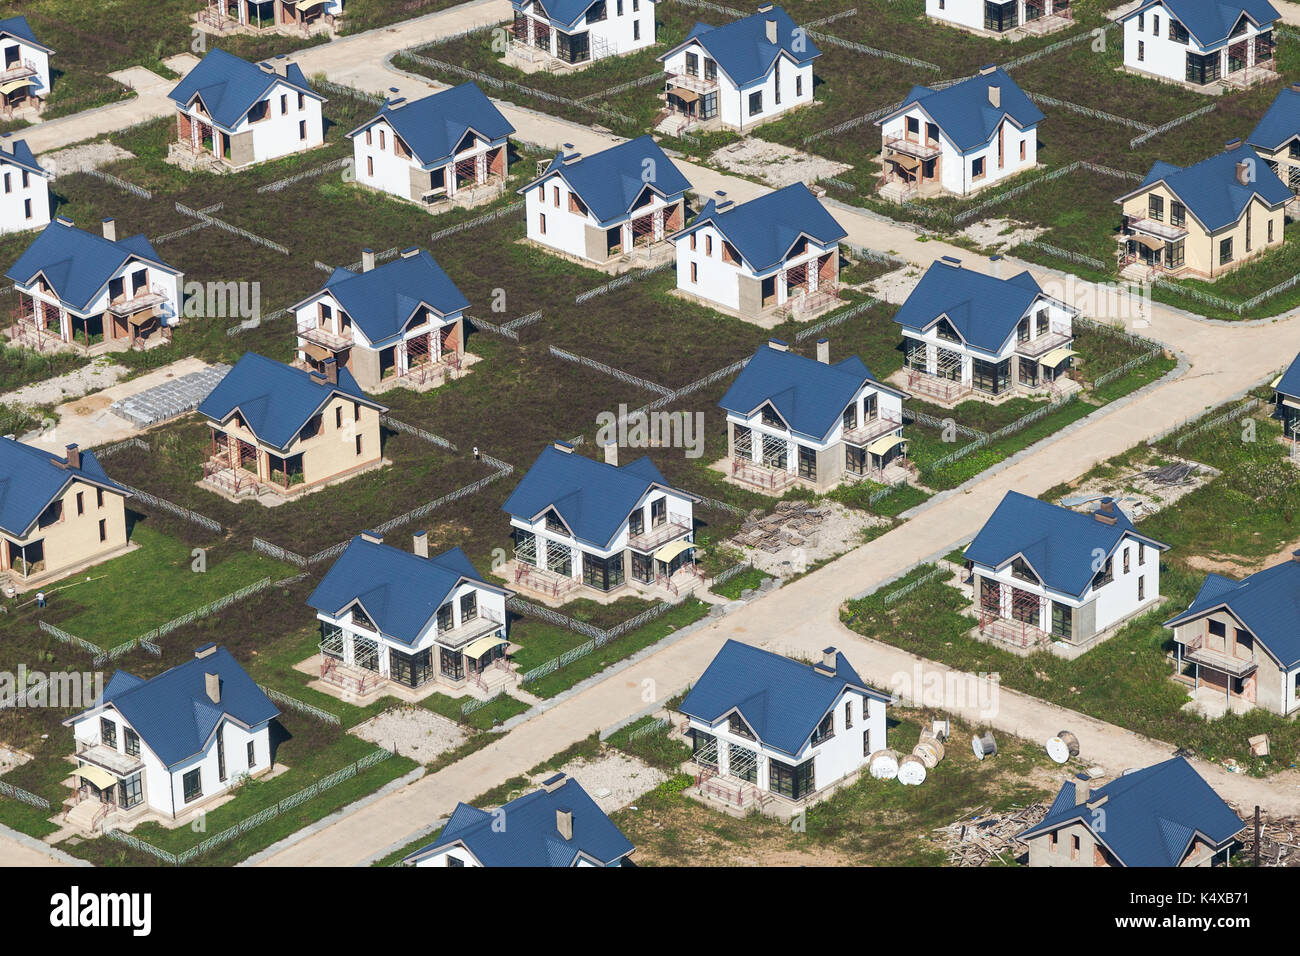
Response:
[196,352,386,452]
[1164,555,1300,668]
[168,48,321,130]
[1124,146,1292,232]
[1121,0,1279,49]
[659,6,820,87]
[520,136,691,225]
[1019,758,1245,866]
[893,259,1056,354]
[348,83,514,168]
[405,774,635,866]
[501,444,689,549]
[0,438,128,538]
[74,647,280,769]
[719,344,901,442]
[6,220,177,313]
[303,250,470,347]
[680,640,888,757]
[307,538,501,647]
[1276,350,1300,400]
[513,0,655,30]
[880,68,1043,153]
[1247,85,1300,152]
[964,491,1169,599]
[675,182,846,274]
[0,15,52,53]
[0,138,45,176]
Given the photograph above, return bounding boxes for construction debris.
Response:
[935,803,1048,867]
[1235,807,1300,867]
[1141,462,1195,485]
[727,501,884,575]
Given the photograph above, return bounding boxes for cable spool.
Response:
[972,731,998,761]
[868,749,899,780]
[913,738,945,768]
[1058,730,1080,757]
[897,754,927,786]
[930,719,950,742]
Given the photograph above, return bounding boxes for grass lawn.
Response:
[422,690,531,731]
[709,565,768,600]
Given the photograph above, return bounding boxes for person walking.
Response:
[35,590,46,609]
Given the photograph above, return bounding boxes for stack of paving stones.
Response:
[109,364,232,428]
[734,501,826,553]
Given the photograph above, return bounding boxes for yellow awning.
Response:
[1040,347,1078,370]
[464,635,507,660]
[0,78,36,95]
[1283,398,1300,411]
[888,152,920,171]
[296,0,328,9]
[1271,374,1283,389]
[654,539,693,562]
[301,342,331,361]
[866,433,907,456]
[1128,233,1165,252]
[76,764,119,790]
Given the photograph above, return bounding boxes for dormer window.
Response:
[935,318,960,343]
[351,605,377,631]
[544,509,567,534]
[811,712,834,745]
[760,404,783,429]
[728,713,755,740]
[1010,557,1038,584]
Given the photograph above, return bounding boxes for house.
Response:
[1273,350,1300,440]
[680,641,890,816]
[876,65,1043,200]
[0,438,131,590]
[1164,551,1300,716]
[198,0,344,37]
[502,441,697,602]
[6,217,184,353]
[0,135,50,234]
[403,772,635,866]
[348,84,514,209]
[719,339,909,494]
[672,182,845,321]
[1116,141,1291,280]
[658,4,818,134]
[196,352,387,499]
[509,0,657,69]
[1017,758,1244,866]
[291,247,471,392]
[0,16,52,114]
[965,491,1170,652]
[307,531,512,697]
[1118,0,1279,89]
[520,136,690,267]
[926,0,1074,38]
[892,257,1079,404]
[1246,82,1300,193]
[167,49,325,171]
[63,644,279,829]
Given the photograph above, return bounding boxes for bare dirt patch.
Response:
[961,217,1047,254]
[727,501,888,577]
[351,705,468,763]
[707,139,851,188]
[1,361,128,409]
[1057,456,1216,519]
[38,142,135,176]
[866,264,927,305]
[538,750,667,813]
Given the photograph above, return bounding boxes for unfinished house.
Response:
[1274,350,1300,443]
[403,773,636,866]
[892,257,1078,404]
[6,217,184,353]
[196,352,387,500]
[657,4,818,135]
[1247,83,1300,193]
[63,644,278,832]
[0,135,50,235]
[0,438,131,591]
[198,0,344,37]
[1119,0,1278,90]
[673,183,846,322]
[680,641,890,818]
[502,441,698,603]
[521,135,690,268]
[964,491,1170,653]
[168,49,325,171]
[308,532,513,698]
[0,16,52,117]
[876,66,1043,201]
[291,247,471,392]
[510,0,657,69]
[1018,758,1244,867]
[926,0,1073,37]
[1164,551,1300,717]
[1116,141,1290,281]
[348,84,514,210]
[720,339,909,494]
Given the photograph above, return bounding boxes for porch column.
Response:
[925,343,937,375]
[476,150,487,184]
[447,162,456,199]
[342,630,355,667]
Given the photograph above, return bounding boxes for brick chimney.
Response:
[322,356,338,385]
[556,807,574,840]
[63,443,80,470]
[101,217,116,242]
[413,529,429,558]
[362,248,376,272]
[1094,497,1118,525]
[816,338,830,364]
[1236,160,1252,186]
[205,672,221,704]
[814,646,837,675]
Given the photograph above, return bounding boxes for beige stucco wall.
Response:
[1174,611,1285,714]
[1,478,129,581]
[1026,821,1108,867]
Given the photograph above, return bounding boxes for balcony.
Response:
[666,71,717,94]
[107,286,169,316]
[296,317,353,352]
[1015,329,1073,360]
[627,514,692,552]
[76,742,143,778]
[0,59,37,83]
[730,456,797,493]
[1125,217,1187,243]
[435,608,505,650]
[842,414,903,447]
[1182,635,1258,677]
[883,133,941,161]
[905,368,970,403]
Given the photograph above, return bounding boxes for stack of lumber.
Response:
[933,804,1048,867]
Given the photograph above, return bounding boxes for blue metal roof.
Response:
[1129,146,1292,232]
[0,15,51,52]
[406,774,635,866]
[6,220,177,313]
[502,444,683,550]
[1019,758,1245,866]
[0,437,128,538]
[1121,0,1279,49]
[964,491,1169,599]
[197,352,386,452]
[680,640,888,757]
[83,647,280,770]
[520,135,691,226]
[512,0,654,30]
[893,259,1047,354]
[168,49,320,131]
[1165,555,1300,668]
[0,138,45,176]
[307,537,496,648]
[1276,350,1300,399]
[1247,85,1300,151]
[881,68,1043,153]
[659,6,820,87]
[308,250,470,348]
[676,182,846,274]
[349,83,514,168]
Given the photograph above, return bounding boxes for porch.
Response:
[63,744,147,833]
[195,0,339,38]
[506,12,604,71]
[728,455,798,494]
[7,294,169,355]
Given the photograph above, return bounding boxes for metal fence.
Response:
[1027,91,1153,132]
[259,685,342,726]
[257,156,352,194]
[83,168,152,199]
[95,437,150,459]
[429,200,524,243]
[501,309,544,332]
[549,345,672,395]
[575,71,664,102]
[175,202,290,255]
[0,780,51,810]
[38,620,104,660]
[1129,103,1216,148]
[575,262,672,304]
[312,78,384,105]
[1020,239,1109,272]
[511,596,677,685]
[881,565,947,606]
[381,415,458,451]
[121,484,222,534]
[794,298,878,342]
[252,537,309,568]
[1170,398,1261,451]
[461,688,506,716]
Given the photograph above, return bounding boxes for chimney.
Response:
[1224,138,1242,151]
[194,643,218,660]
[765,16,777,43]
[1094,497,1117,525]
[1236,160,1252,186]
[940,255,962,268]
[64,443,80,470]
[0,134,9,154]
[413,530,429,558]
[979,63,996,75]
[360,530,384,544]
[603,440,618,466]
[814,646,837,675]
[553,441,574,454]
[361,248,376,272]
[322,356,338,385]
[556,807,574,840]
[101,217,116,242]
[1073,777,1090,806]
[205,672,221,705]
[400,246,419,259]
[55,216,73,227]
[990,254,1002,278]
[1292,549,1300,563]
[988,84,1001,109]
[767,338,789,352]
[816,338,830,364]
[542,771,567,793]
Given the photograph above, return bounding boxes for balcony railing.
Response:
[1125,217,1188,242]
[1015,328,1073,359]
[107,286,169,316]
[906,368,970,403]
[667,71,717,94]
[436,608,505,649]
[731,457,797,492]
[627,514,692,552]
[1182,634,1258,677]
[76,742,143,777]
[883,133,941,161]
[842,414,903,447]
[0,59,37,83]
[296,318,353,351]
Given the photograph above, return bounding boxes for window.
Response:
[728,713,754,740]
[972,156,986,180]
[685,51,699,76]
[280,94,288,115]
[247,741,256,770]
[367,155,374,177]
[1138,541,1146,566]
[1153,14,1159,35]
[1246,205,1252,253]
[119,774,143,809]
[844,700,853,729]
[842,402,858,431]
[796,75,803,97]
[688,232,696,251]
[1137,11,1144,30]
[1051,602,1072,639]
[101,717,117,750]
[811,712,834,745]
[1092,556,1114,589]
[1148,194,1163,221]
[552,185,560,207]
[582,551,624,591]
[1269,218,1275,243]
[249,100,269,123]
[1167,239,1185,268]
[651,497,667,528]
[379,129,386,149]
[216,726,227,783]
[299,120,307,141]
[633,20,640,40]
[1208,619,1226,638]
[690,261,697,283]
[99,519,107,543]
[798,444,816,481]
[634,0,638,8]
[460,590,478,622]
[1170,18,1189,43]
[760,404,783,428]
[1020,140,1026,161]
[2,172,8,193]
[76,491,85,516]
[365,129,372,145]
[1219,237,1233,265]
[1186,50,1219,85]
[298,92,305,110]
[774,60,781,105]
[355,434,363,456]
[125,728,140,758]
[539,212,547,235]
[587,0,607,21]
[1170,201,1185,227]
[617,0,622,14]
[704,58,717,81]
[906,116,919,139]
[862,729,872,756]
[1123,547,1131,574]
[440,648,465,681]
[1138,576,1146,601]
[769,758,814,800]
[1137,40,1144,61]
[1048,831,1057,852]
[183,768,202,803]
[1071,834,1080,860]
[38,500,63,528]
[691,730,718,768]
[96,488,105,508]
[734,424,752,459]
[23,198,31,219]
[748,91,762,116]
[705,234,713,256]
